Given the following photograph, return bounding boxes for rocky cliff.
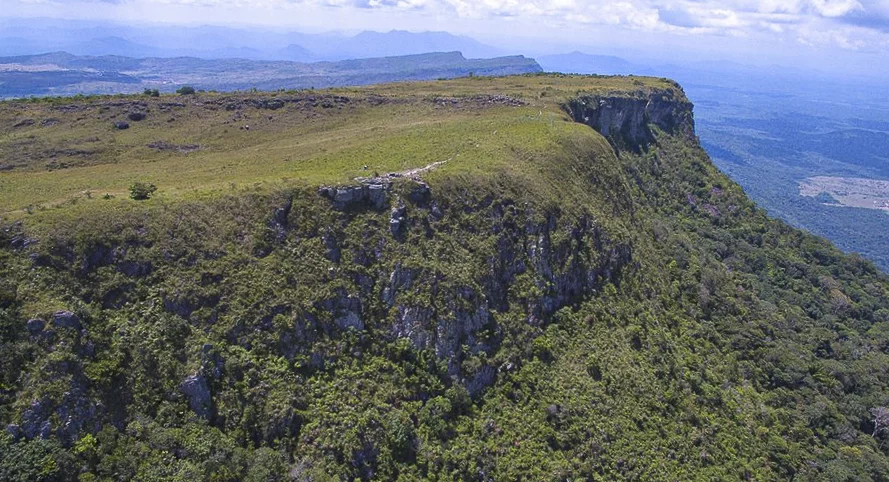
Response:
[564,84,696,151]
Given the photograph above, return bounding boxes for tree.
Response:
[129,182,158,200]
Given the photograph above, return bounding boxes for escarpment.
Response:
[564,86,696,151]
[4,75,889,481]
[0,77,742,453]
[11,176,633,432]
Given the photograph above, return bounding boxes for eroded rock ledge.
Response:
[564,86,696,151]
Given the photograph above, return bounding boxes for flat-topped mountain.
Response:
[1,74,888,480]
[0,51,542,98]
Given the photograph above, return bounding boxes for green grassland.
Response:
[3,74,889,481]
[0,74,670,225]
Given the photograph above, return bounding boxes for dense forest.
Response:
[2,75,889,480]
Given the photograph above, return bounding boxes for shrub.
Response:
[143,88,160,97]
[176,86,196,95]
[129,182,157,200]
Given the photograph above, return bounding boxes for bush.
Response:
[129,182,157,200]
[143,88,160,97]
[176,86,196,95]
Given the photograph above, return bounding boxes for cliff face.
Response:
[564,86,696,151]
[11,178,633,442]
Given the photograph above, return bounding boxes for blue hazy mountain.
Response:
[0,18,504,61]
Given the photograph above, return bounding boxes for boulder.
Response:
[39,421,52,439]
[390,203,407,236]
[180,374,212,419]
[408,181,432,206]
[20,399,48,439]
[319,183,390,211]
[127,112,147,121]
[5,424,20,441]
[334,187,362,204]
[113,121,130,130]
[26,318,45,333]
[367,184,387,209]
[52,311,81,330]
[430,202,443,221]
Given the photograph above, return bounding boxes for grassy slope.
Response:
[2,74,889,481]
[0,74,669,223]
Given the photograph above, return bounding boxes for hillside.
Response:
[2,74,889,481]
[537,53,889,273]
[0,51,542,98]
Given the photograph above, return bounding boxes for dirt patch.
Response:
[147,141,201,154]
[355,160,449,185]
[799,176,889,212]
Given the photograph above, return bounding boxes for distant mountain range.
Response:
[0,51,542,98]
[0,18,506,61]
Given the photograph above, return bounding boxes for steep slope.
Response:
[2,75,889,481]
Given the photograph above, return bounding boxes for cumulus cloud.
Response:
[240,0,889,40]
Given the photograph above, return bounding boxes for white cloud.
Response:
[5,0,889,52]
[808,0,863,17]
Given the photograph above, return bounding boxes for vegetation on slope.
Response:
[1,74,889,481]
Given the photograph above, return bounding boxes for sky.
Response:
[3,0,889,73]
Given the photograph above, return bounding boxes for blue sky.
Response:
[4,0,889,73]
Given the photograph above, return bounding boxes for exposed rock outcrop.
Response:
[318,183,389,211]
[378,204,631,394]
[9,166,632,441]
[27,318,45,333]
[269,196,293,243]
[14,359,104,445]
[565,87,695,151]
[181,374,212,419]
[52,311,81,330]
[390,201,407,236]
